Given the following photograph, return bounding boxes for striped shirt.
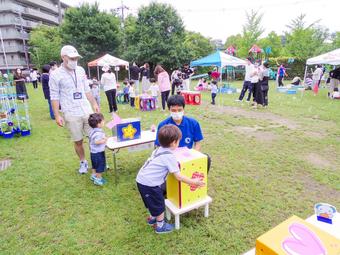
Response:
[49,64,93,117]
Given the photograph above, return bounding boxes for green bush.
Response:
[268,57,306,79]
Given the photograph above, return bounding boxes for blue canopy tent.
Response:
[190,51,247,104]
[190,50,247,68]
[190,51,247,83]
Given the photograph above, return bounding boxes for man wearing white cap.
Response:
[49,45,99,174]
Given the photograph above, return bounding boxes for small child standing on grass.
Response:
[90,77,100,109]
[136,124,205,234]
[211,80,218,105]
[88,113,108,186]
[129,80,136,107]
[123,81,130,104]
[148,78,159,107]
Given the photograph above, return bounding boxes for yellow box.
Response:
[167,148,207,208]
[135,96,140,109]
[256,215,340,255]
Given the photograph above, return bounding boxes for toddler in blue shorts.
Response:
[136,124,205,234]
[88,113,108,186]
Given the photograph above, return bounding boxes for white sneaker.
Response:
[78,160,88,174]
[235,99,241,102]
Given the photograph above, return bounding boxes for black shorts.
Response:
[90,151,106,173]
[137,182,165,217]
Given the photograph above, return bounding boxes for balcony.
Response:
[18,0,60,15]
[23,7,59,25]
[0,3,59,25]
[1,17,41,29]
[1,30,29,40]
[0,45,26,53]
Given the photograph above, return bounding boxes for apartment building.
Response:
[0,0,68,71]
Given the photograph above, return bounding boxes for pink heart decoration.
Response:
[282,222,326,255]
[106,113,122,129]
[190,172,204,191]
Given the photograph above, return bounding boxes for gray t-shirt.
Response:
[89,128,106,153]
[136,147,180,187]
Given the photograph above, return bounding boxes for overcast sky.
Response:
[62,0,340,41]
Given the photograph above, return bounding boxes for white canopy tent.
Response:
[306,48,340,65]
[303,48,340,82]
[87,54,130,80]
[97,54,129,67]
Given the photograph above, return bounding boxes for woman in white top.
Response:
[101,65,118,113]
[250,61,262,106]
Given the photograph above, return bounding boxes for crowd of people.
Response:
[82,61,195,113]
[3,44,339,234]
[236,57,270,108]
[38,45,209,234]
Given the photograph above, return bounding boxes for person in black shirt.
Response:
[129,62,140,95]
[140,63,150,93]
[14,68,29,100]
[181,64,193,90]
[41,64,55,119]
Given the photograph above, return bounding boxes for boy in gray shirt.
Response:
[88,113,107,186]
[136,124,205,234]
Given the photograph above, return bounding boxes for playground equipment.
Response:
[0,77,31,139]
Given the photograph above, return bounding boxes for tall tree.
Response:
[284,14,329,58]
[120,14,138,61]
[60,2,121,66]
[257,31,283,57]
[286,13,320,31]
[226,9,265,57]
[29,25,62,69]
[332,32,340,48]
[183,31,214,61]
[224,34,243,49]
[242,10,264,52]
[126,2,187,71]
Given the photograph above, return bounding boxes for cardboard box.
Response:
[116,118,141,142]
[256,215,340,255]
[167,147,207,208]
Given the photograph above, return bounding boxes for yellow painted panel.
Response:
[167,148,208,208]
[256,215,340,255]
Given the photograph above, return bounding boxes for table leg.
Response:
[204,203,209,217]
[175,215,180,230]
[113,151,118,184]
[166,208,171,221]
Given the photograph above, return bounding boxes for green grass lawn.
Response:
[0,81,339,254]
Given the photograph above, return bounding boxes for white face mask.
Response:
[171,111,184,121]
[67,60,77,70]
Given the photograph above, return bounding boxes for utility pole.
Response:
[115,0,129,29]
[114,1,129,51]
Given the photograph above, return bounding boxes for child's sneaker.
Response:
[78,160,88,174]
[147,216,157,226]
[90,174,96,181]
[93,177,105,186]
[155,222,174,234]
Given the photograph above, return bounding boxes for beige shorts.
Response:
[64,114,91,142]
